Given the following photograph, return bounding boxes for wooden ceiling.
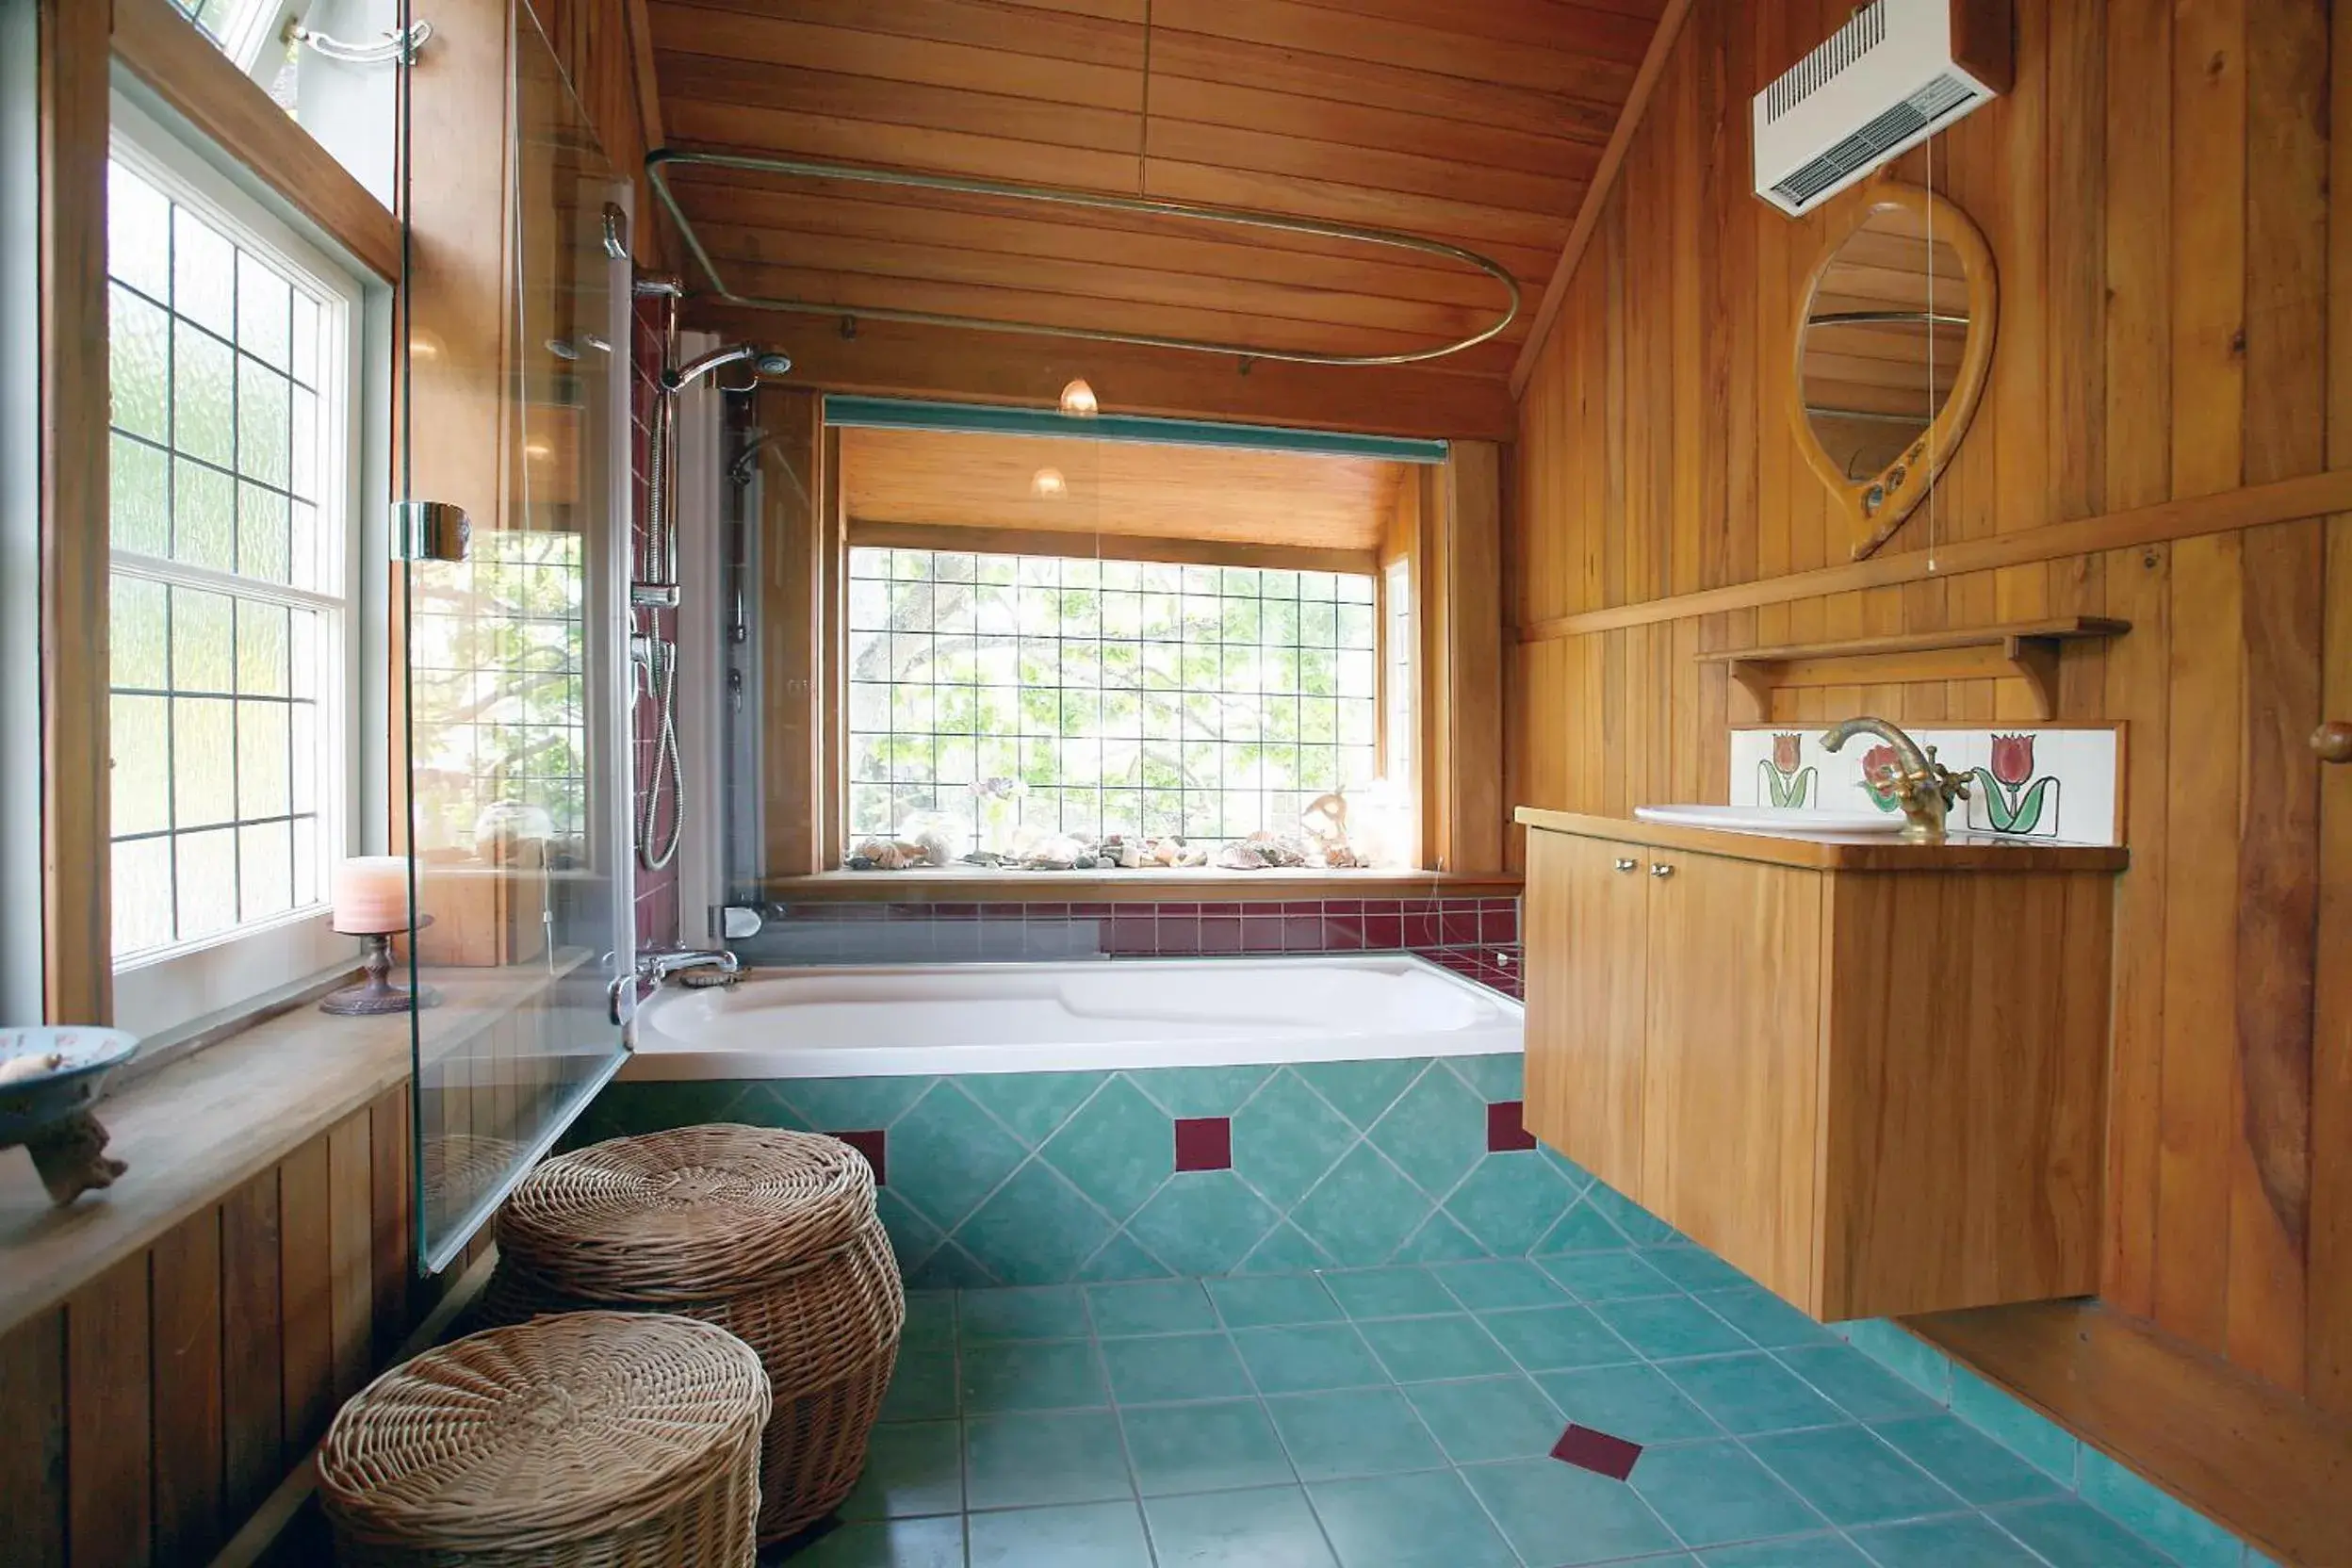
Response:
[839,426,1405,554]
[645,0,1673,387]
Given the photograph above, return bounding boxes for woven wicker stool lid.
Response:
[318,1312,770,1553]
[496,1124,876,1301]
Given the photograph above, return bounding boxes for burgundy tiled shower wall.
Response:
[735,895,1525,999]
[629,293,680,949]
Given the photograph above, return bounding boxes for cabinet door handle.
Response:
[1649,862,1675,878]
[1613,858,1638,873]
[2317,721,2352,764]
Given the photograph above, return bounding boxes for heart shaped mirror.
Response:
[1791,183,1997,561]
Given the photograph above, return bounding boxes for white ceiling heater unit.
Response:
[1753,0,2012,217]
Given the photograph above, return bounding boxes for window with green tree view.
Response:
[847,548,1381,854]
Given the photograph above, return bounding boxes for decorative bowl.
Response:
[0,1027,139,1146]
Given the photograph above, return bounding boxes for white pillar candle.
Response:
[332,856,411,935]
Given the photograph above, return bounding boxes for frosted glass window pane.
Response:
[237,483,290,583]
[237,358,289,487]
[172,323,235,467]
[173,458,236,571]
[110,286,173,446]
[107,164,172,302]
[290,500,319,591]
[236,253,291,368]
[110,694,171,837]
[290,702,317,812]
[172,206,236,336]
[172,587,235,693]
[290,388,318,500]
[112,837,174,957]
[237,822,292,921]
[237,701,290,818]
[174,827,237,941]
[111,576,169,690]
[290,295,318,386]
[172,696,236,826]
[291,815,318,906]
[111,434,170,555]
[288,610,320,699]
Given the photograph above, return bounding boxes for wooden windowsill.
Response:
[762,868,1525,904]
[0,952,588,1337]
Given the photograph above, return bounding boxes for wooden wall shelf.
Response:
[1697,617,2132,723]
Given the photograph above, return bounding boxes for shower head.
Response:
[663,344,793,391]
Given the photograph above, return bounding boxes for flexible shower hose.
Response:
[636,294,686,873]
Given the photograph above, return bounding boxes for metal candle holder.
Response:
[319,918,441,1016]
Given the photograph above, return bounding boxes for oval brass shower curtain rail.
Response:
[645,149,1522,368]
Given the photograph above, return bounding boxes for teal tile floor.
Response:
[771,1257,2206,1568]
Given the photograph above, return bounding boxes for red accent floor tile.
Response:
[835,1129,887,1185]
[1487,1101,1539,1152]
[1174,1116,1232,1171]
[1552,1424,1642,1480]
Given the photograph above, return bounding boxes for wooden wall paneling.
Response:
[39,0,109,1025]
[2315,507,2352,1413]
[327,1109,374,1403]
[2309,0,2352,1419]
[0,1308,67,1568]
[760,388,824,879]
[276,1138,335,1456]
[221,1168,286,1525]
[66,1254,152,1568]
[1444,442,1506,872]
[2154,532,2245,1353]
[2103,543,2171,1315]
[369,1086,411,1367]
[149,1208,225,1564]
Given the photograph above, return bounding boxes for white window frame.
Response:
[106,93,368,1041]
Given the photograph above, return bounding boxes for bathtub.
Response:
[622,954,1521,1080]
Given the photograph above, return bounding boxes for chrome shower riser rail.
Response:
[645,149,1521,368]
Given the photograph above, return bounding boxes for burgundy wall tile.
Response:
[1200,915,1243,954]
[1487,1101,1538,1152]
[1243,913,1285,953]
[1174,1117,1232,1171]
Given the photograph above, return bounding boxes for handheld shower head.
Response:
[663,344,794,391]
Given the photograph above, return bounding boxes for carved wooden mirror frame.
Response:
[1790,182,1998,562]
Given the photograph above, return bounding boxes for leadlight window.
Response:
[846,548,1381,852]
[105,150,355,965]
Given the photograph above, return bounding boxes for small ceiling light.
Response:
[1031,466,1068,498]
[1059,378,1099,416]
[524,441,552,460]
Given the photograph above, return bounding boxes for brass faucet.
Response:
[1819,716,1971,841]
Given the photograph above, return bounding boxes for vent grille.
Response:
[1765,0,1887,122]
[1770,72,1984,206]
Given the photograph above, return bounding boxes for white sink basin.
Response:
[1634,804,1906,836]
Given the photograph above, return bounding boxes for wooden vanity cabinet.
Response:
[1518,810,2120,1323]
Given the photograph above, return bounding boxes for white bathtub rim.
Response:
[621,953,1521,1081]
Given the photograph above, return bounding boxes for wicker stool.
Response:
[318,1312,768,1568]
[484,1125,904,1542]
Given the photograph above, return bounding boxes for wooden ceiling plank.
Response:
[666,101,1144,193]
[1142,159,1576,255]
[1142,116,1585,220]
[657,52,1143,156]
[652,0,1146,69]
[1149,0,1638,100]
[646,5,1142,111]
[663,164,1560,285]
[1508,0,1692,396]
[715,256,1527,375]
[1144,73,1608,184]
[667,180,1543,308]
[1144,29,1621,145]
[694,221,1522,342]
[1258,0,1661,64]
